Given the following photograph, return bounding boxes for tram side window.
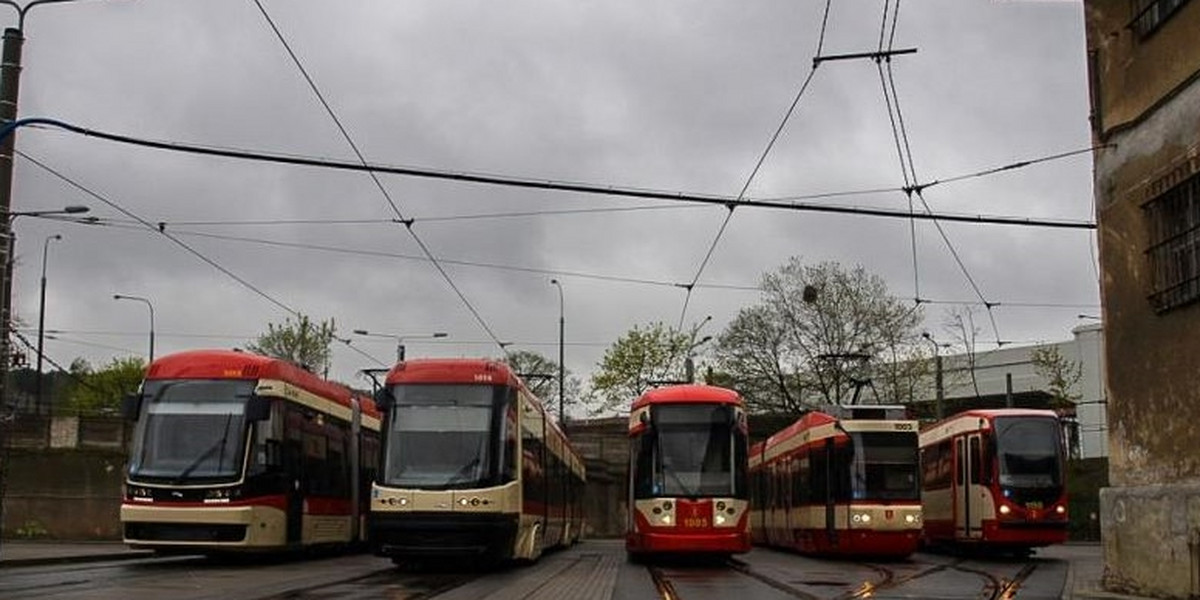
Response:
[327,426,348,496]
[969,436,982,486]
[632,436,655,498]
[922,441,953,490]
[810,445,828,502]
[797,455,811,505]
[522,424,546,506]
[954,438,964,486]
[303,425,329,495]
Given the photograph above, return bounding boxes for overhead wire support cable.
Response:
[5,117,1096,230]
[867,0,1003,345]
[248,0,506,353]
[812,47,917,65]
[15,149,387,366]
[675,0,833,329]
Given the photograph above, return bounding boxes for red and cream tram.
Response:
[369,358,585,565]
[625,384,751,560]
[750,405,923,557]
[919,408,1068,551]
[120,349,380,553]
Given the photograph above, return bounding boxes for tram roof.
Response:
[384,358,521,387]
[145,349,371,412]
[631,384,742,411]
[919,408,1061,445]
[930,408,1060,423]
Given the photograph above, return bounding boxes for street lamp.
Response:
[922,332,946,419]
[352,329,447,362]
[113,294,154,364]
[2,204,88,412]
[34,233,60,411]
[550,279,564,422]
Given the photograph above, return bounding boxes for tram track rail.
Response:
[640,553,1041,600]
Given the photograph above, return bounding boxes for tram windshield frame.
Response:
[381,383,512,490]
[127,379,255,484]
[848,431,920,501]
[994,415,1065,493]
[632,403,748,500]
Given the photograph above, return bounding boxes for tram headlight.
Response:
[1055,505,1066,515]
[999,504,1012,515]
[716,501,727,511]
[715,514,727,526]
[904,514,920,524]
[659,514,672,526]
[852,513,872,524]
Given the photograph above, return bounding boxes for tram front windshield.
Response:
[383,384,505,490]
[850,431,920,500]
[128,380,254,483]
[995,416,1063,491]
[636,404,746,498]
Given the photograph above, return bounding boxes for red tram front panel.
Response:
[625,385,751,557]
[919,409,1069,550]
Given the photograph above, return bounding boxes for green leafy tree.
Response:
[1030,344,1083,410]
[61,356,146,415]
[713,258,924,413]
[503,349,584,418]
[590,321,706,414]
[1030,344,1083,459]
[246,314,336,375]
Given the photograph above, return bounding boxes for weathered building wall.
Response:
[1086,1,1200,597]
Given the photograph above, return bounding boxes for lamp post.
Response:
[3,205,87,405]
[113,294,154,364]
[550,279,564,422]
[922,332,945,419]
[352,329,447,362]
[34,233,59,411]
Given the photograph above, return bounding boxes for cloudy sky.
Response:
[6,0,1097,404]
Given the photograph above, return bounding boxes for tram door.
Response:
[956,434,984,540]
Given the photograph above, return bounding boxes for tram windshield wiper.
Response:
[173,413,234,484]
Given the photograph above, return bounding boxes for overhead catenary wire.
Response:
[15,149,387,367]
[248,0,505,353]
[63,215,1100,310]
[12,117,1097,230]
[676,0,834,329]
[870,0,1004,345]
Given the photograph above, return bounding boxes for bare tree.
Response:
[943,305,982,398]
[713,258,924,413]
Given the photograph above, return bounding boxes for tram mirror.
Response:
[120,393,143,421]
[245,395,272,421]
[374,387,394,411]
[639,411,650,426]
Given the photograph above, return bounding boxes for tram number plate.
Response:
[683,517,709,528]
[1026,501,1044,510]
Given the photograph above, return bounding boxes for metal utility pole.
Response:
[34,233,59,411]
[550,279,564,423]
[0,25,25,425]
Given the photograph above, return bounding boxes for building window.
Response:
[1130,0,1191,38]
[1144,170,1200,312]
